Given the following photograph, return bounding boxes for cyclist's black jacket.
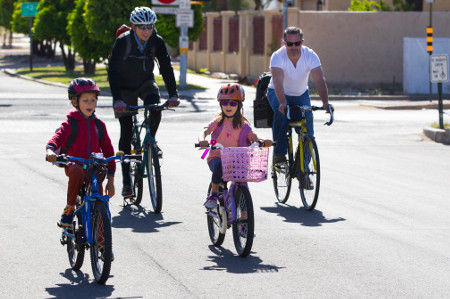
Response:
[108,30,178,102]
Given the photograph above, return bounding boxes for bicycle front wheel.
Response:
[129,159,143,205]
[272,160,292,204]
[90,203,112,284]
[232,186,254,257]
[67,212,85,270]
[206,184,225,246]
[299,136,320,210]
[145,142,162,213]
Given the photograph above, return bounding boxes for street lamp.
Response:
[317,0,323,11]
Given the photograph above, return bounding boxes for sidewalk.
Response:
[1,33,449,144]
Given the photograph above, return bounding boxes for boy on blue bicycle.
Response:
[46,78,116,227]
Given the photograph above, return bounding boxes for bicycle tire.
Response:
[145,141,162,213]
[232,186,254,257]
[67,212,85,270]
[299,136,320,210]
[90,203,112,284]
[206,184,225,246]
[129,159,143,205]
[272,160,292,204]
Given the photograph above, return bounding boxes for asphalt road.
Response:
[1,70,450,298]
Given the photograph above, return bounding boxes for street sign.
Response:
[430,54,449,83]
[21,2,38,17]
[179,36,189,49]
[152,6,178,14]
[426,0,436,3]
[152,0,179,5]
[176,9,194,27]
[179,0,191,9]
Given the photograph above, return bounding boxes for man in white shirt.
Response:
[267,26,331,164]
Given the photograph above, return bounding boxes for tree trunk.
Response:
[83,59,96,74]
[60,43,76,71]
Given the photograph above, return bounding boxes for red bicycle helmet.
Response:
[68,78,100,100]
[217,83,245,101]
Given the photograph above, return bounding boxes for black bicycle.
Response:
[272,104,333,210]
[124,101,172,213]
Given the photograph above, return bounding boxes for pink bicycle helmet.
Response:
[217,83,245,102]
[68,78,100,100]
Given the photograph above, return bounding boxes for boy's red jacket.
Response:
[47,108,116,176]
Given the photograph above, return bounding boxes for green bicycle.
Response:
[272,104,333,210]
[125,102,171,213]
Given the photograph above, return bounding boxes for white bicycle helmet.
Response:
[130,7,157,25]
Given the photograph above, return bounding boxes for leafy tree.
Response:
[83,1,205,59]
[67,0,108,74]
[349,0,417,11]
[11,0,30,35]
[33,0,76,70]
[0,0,16,47]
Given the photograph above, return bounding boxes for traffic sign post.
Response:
[177,0,191,89]
[21,2,38,71]
[430,54,449,129]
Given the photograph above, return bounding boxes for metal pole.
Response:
[282,0,288,31]
[179,26,188,89]
[438,82,443,129]
[28,17,33,71]
[428,2,432,101]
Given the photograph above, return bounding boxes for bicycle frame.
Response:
[207,181,247,227]
[130,107,157,176]
[61,155,113,246]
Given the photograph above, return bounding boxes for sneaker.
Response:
[301,176,314,190]
[204,193,218,209]
[273,155,287,164]
[59,205,75,227]
[121,185,134,197]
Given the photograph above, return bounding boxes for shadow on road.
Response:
[45,269,114,298]
[261,203,346,227]
[202,246,285,274]
[111,205,181,233]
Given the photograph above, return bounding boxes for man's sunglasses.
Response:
[285,40,302,47]
[220,100,238,107]
[137,24,154,30]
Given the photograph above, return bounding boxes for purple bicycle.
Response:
[196,142,270,257]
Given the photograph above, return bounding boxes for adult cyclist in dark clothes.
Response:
[109,6,180,197]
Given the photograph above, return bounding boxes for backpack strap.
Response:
[62,117,78,154]
[123,32,132,61]
[94,118,104,146]
[211,121,224,140]
[238,123,252,147]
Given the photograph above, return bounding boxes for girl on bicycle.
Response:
[46,78,116,227]
[198,83,272,208]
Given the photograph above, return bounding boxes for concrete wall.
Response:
[187,9,450,92]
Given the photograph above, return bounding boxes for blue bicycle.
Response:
[54,152,140,284]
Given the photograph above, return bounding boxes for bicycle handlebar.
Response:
[127,100,172,113]
[195,140,276,149]
[51,152,142,166]
[286,104,334,126]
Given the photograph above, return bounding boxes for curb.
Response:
[423,127,450,145]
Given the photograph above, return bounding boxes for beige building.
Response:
[281,0,449,11]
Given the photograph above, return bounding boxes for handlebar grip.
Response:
[194,143,200,148]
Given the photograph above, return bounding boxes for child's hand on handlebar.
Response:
[198,140,209,148]
[262,139,273,147]
[46,149,57,163]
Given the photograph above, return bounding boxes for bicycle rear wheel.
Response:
[90,203,112,284]
[299,136,320,210]
[145,141,162,213]
[232,186,254,257]
[272,160,292,204]
[67,212,85,270]
[206,184,225,246]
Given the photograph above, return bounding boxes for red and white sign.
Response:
[152,0,179,5]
